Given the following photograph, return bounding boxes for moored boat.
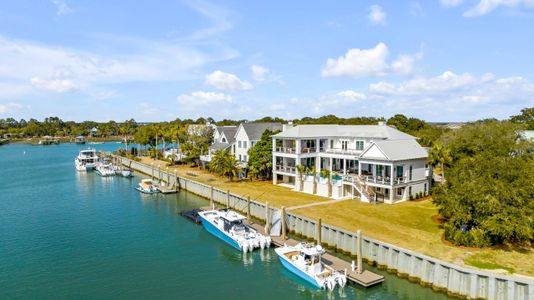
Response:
[135,179,159,194]
[275,243,347,290]
[198,209,271,252]
[75,149,98,171]
[95,163,115,177]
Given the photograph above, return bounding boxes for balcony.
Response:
[360,175,408,185]
[324,148,362,155]
[275,147,296,154]
[275,165,296,174]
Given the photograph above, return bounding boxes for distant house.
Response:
[520,130,534,141]
[89,127,98,137]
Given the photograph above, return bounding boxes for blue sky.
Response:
[0,0,533,122]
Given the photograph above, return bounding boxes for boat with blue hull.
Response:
[198,209,271,253]
[275,243,347,291]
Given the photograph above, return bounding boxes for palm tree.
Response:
[296,164,307,191]
[428,142,452,183]
[320,169,332,197]
[209,150,240,181]
[306,166,318,194]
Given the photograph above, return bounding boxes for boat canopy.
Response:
[299,244,325,256]
[220,210,247,223]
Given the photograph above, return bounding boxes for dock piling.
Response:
[281,206,286,241]
[264,202,270,235]
[210,186,214,209]
[246,196,251,220]
[316,218,322,245]
[357,229,363,274]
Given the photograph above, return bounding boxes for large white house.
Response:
[272,123,432,204]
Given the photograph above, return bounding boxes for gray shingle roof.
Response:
[217,126,238,144]
[209,142,231,151]
[364,139,428,161]
[242,122,282,141]
[273,124,416,140]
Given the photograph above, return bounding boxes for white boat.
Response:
[75,149,98,171]
[198,209,271,253]
[135,179,159,194]
[95,163,116,177]
[275,243,347,290]
[117,168,133,177]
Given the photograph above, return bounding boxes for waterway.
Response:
[0,143,451,299]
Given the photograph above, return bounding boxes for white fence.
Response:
[117,155,534,300]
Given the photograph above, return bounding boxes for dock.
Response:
[156,184,178,194]
[181,205,385,288]
[246,221,384,288]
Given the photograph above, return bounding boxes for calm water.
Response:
[0,143,450,299]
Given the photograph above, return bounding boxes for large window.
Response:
[341,140,348,150]
[329,139,334,149]
[355,140,364,150]
[243,141,247,148]
[396,166,403,177]
[238,141,242,148]
[409,165,413,181]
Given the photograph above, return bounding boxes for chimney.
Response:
[282,121,294,132]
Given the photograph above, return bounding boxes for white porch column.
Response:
[272,138,277,185]
[295,139,301,155]
[316,138,320,152]
[329,157,333,173]
[390,163,394,185]
[389,188,394,202]
[358,161,362,176]
[343,159,347,175]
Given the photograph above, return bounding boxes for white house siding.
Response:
[234,125,250,164]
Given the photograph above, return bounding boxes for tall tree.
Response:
[427,142,452,182]
[247,129,278,180]
[209,150,240,181]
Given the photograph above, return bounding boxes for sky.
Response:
[0,0,533,122]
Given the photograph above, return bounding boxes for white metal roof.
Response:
[273,124,416,140]
[220,210,247,222]
[360,139,428,161]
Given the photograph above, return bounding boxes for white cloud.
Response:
[336,90,367,101]
[0,102,23,114]
[31,77,77,93]
[368,5,387,25]
[251,65,270,81]
[463,0,534,17]
[440,0,464,7]
[369,71,477,95]
[205,70,253,90]
[177,91,233,105]
[321,43,419,78]
[52,0,74,16]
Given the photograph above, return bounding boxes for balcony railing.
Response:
[275,147,296,154]
[360,175,408,185]
[275,165,296,174]
[324,148,362,155]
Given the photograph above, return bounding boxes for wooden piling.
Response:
[316,218,322,245]
[210,186,214,209]
[281,206,286,241]
[264,202,270,235]
[357,229,363,274]
[247,196,251,220]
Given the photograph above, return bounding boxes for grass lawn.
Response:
[138,157,534,277]
[139,157,329,208]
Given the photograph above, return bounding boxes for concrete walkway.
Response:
[286,198,350,211]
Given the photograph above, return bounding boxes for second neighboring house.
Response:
[233,122,282,167]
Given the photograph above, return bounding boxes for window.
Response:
[396,166,403,177]
[239,154,242,161]
[222,137,227,143]
[243,141,247,148]
[409,186,412,196]
[238,141,242,148]
[355,140,364,150]
[341,140,348,150]
[424,183,427,193]
[330,139,334,149]
[409,165,413,181]
[243,155,247,162]
[396,188,403,196]
[251,141,255,147]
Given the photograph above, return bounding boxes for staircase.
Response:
[343,175,377,203]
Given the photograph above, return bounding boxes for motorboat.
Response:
[95,163,115,177]
[135,179,159,194]
[75,149,98,171]
[198,209,271,253]
[275,242,347,290]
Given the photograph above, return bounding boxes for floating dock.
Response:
[156,184,178,194]
[180,207,384,288]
